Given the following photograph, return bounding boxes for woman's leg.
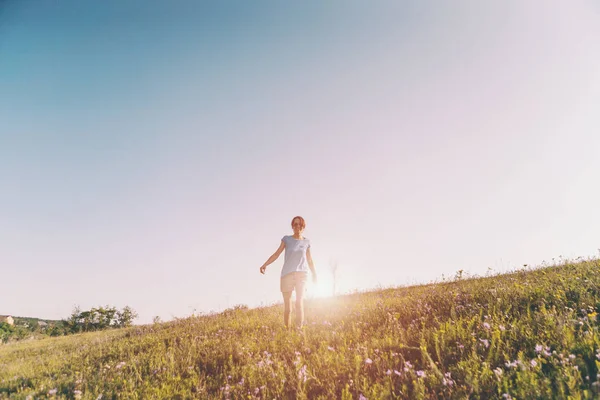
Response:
[282,291,293,328]
[295,290,304,328]
[294,273,308,328]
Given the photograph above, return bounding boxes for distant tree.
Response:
[153,316,162,324]
[116,306,138,328]
[330,258,339,296]
[62,305,138,333]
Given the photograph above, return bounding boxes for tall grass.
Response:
[2,259,600,399]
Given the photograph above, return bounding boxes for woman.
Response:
[259,216,317,330]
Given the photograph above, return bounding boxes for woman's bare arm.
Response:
[260,240,285,274]
[307,247,317,282]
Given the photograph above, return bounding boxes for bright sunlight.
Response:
[307,270,335,298]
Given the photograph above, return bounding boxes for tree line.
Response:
[0,305,138,344]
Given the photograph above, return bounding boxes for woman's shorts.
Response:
[280,271,308,293]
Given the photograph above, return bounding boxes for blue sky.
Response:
[1,1,599,324]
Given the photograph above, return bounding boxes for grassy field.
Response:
[2,259,600,399]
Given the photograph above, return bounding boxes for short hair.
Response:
[291,216,306,229]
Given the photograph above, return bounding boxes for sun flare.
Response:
[309,271,335,298]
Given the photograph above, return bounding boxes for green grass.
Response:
[2,259,600,399]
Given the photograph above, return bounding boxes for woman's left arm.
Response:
[307,247,317,283]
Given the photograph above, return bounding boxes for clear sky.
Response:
[1,1,599,324]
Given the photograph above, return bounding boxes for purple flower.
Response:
[530,359,537,368]
[483,322,491,330]
[298,365,308,383]
[416,370,426,378]
[543,348,552,357]
[365,358,373,365]
[535,345,543,353]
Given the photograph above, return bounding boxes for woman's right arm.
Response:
[259,240,285,274]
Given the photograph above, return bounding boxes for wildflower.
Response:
[327,346,335,351]
[530,359,537,368]
[569,354,576,360]
[257,361,265,368]
[502,394,513,400]
[493,367,503,378]
[386,369,392,376]
[499,325,506,331]
[505,360,518,368]
[394,370,401,376]
[359,394,367,400]
[542,350,551,357]
[535,344,543,353]
[48,389,58,396]
[298,365,308,383]
[416,370,426,378]
[405,361,413,368]
[238,378,244,385]
[483,322,491,330]
[479,339,490,348]
[116,361,126,369]
[294,351,301,356]
[365,358,373,365]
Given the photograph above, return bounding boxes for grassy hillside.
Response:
[1,259,600,399]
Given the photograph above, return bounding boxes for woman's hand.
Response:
[260,265,267,274]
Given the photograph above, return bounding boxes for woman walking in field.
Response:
[259,216,317,330]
